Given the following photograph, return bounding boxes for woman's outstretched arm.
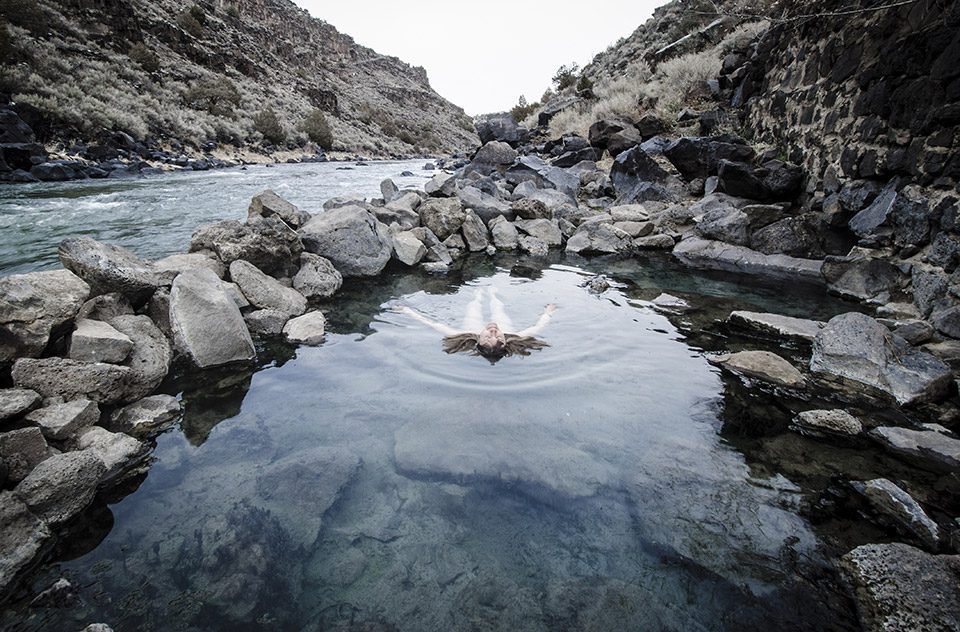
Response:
[394,306,462,336]
[515,304,557,337]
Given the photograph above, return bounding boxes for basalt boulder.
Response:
[662,136,755,180]
[229,260,307,317]
[611,147,674,204]
[108,315,172,401]
[292,253,342,299]
[12,358,133,405]
[475,113,528,147]
[15,451,106,525]
[190,217,303,278]
[58,237,161,304]
[299,206,392,277]
[247,190,311,229]
[0,269,90,364]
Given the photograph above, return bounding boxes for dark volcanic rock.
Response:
[611,147,672,203]
[662,136,755,180]
[190,217,303,278]
[475,113,528,147]
[58,237,161,303]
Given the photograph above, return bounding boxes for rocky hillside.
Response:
[0,0,476,161]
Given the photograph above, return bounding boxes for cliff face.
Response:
[0,0,477,156]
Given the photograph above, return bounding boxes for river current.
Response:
[0,164,924,630]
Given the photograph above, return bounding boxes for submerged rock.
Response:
[709,350,805,388]
[810,313,952,406]
[14,450,106,525]
[12,358,132,405]
[169,268,256,369]
[110,394,181,438]
[673,237,823,282]
[58,236,161,303]
[856,478,940,550]
[0,491,53,596]
[869,426,960,472]
[283,311,327,346]
[727,311,824,343]
[0,269,90,364]
[791,409,863,440]
[299,205,392,277]
[229,260,307,317]
[840,543,960,632]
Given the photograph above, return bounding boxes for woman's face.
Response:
[477,323,506,355]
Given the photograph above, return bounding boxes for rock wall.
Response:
[741,0,960,194]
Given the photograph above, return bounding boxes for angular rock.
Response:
[518,235,549,256]
[472,141,517,167]
[0,428,49,483]
[869,426,960,472]
[76,293,135,322]
[229,260,307,317]
[0,269,90,363]
[108,315,172,401]
[515,219,562,247]
[169,268,256,368]
[566,223,633,255]
[0,491,52,597]
[840,544,960,632]
[283,311,326,346]
[58,237,160,302]
[475,113,527,146]
[506,156,579,198]
[152,253,225,281]
[109,394,181,438]
[697,206,751,246]
[379,179,400,204]
[292,253,342,300]
[299,206,392,277]
[611,146,670,202]
[673,237,823,282]
[615,221,653,237]
[15,450,106,525]
[74,426,147,482]
[460,210,490,252]
[417,197,466,241]
[411,227,453,265]
[822,251,904,302]
[12,358,131,405]
[511,198,551,220]
[727,311,824,342]
[0,388,42,424]
[392,231,427,266]
[709,350,805,388]
[68,319,133,364]
[810,313,953,406]
[489,216,519,250]
[634,234,675,249]
[609,204,649,223]
[858,478,940,550]
[791,409,863,439]
[25,399,99,441]
[190,217,303,277]
[244,309,289,336]
[424,172,457,197]
[662,136,755,180]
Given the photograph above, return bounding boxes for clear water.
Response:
[0,160,433,276]
[4,166,939,631]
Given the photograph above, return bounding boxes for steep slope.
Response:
[0,0,477,157]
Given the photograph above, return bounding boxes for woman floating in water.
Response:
[395,287,556,361]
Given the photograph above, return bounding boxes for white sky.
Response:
[293,1,668,115]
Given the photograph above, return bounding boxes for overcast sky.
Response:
[294,1,668,115]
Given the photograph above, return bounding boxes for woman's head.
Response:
[442,327,549,363]
[477,323,506,357]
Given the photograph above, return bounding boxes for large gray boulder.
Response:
[74,426,148,483]
[810,313,953,406]
[424,172,457,197]
[14,450,106,525]
[299,205,392,277]
[0,491,52,596]
[76,292,135,322]
[152,253,225,281]
[673,237,824,282]
[392,231,427,266]
[565,223,633,255]
[840,543,960,632]
[857,478,940,550]
[456,185,512,225]
[283,311,327,346]
[515,219,563,247]
[108,315,172,401]
[12,358,132,405]
[418,197,466,240]
[0,388,42,424]
[475,113,528,146]
[292,253,342,300]
[471,141,518,170]
[727,311,824,343]
[0,269,90,363]
[190,217,303,277]
[58,236,161,303]
[696,206,751,246]
[0,428,49,482]
[708,350,805,388]
[169,268,256,368]
[507,155,579,198]
[822,250,904,302]
[248,189,310,229]
[791,409,863,440]
[25,399,99,441]
[460,210,491,252]
[68,319,133,364]
[489,216,519,250]
[229,260,307,317]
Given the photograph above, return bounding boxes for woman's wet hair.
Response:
[442,333,549,361]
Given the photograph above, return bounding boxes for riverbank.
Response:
[2,122,960,628]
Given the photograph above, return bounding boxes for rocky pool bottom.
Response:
[3,253,958,631]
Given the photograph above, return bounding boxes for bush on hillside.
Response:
[299,108,333,149]
[183,78,242,117]
[0,20,11,62]
[254,108,286,145]
[552,63,580,91]
[0,0,48,35]
[510,95,539,122]
[129,42,161,73]
[657,50,722,102]
[177,9,204,38]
